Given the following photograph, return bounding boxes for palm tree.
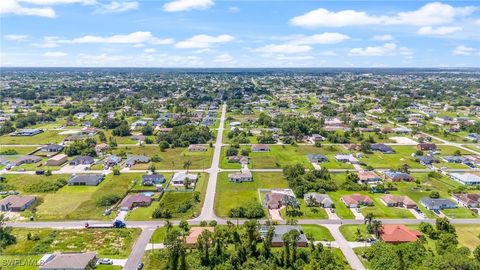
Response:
[183,160,192,173]
[364,213,375,227]
[371,220,384,239]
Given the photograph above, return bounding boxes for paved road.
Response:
[191,103,226,222]
[123,227,156,270]
[324,224,366,270]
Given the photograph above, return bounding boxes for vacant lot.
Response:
[3,228,140,258]
[0,130,66,145]
[220,145,354,170]
[358,145,424,169]
[214,172,288,217]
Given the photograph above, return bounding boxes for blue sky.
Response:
[1,0,479,67]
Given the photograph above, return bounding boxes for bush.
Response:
[96,194,121,207]
[25,179,67,193]
[228,201,264,219]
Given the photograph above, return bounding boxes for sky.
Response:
[1,0,479,67]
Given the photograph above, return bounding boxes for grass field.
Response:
[214,172,289,217]
[220,145,354,170]
[340,224,371,241]
[127,173,208,220]
[0,146,38,155]
[2,228,140,258]
[358,145,424,169]
[33,173,142,220]
[0,130,66,145]
[302,224,334,241]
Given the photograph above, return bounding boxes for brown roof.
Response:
[357,171,381,181]
[341,194,373,205]
[381,225,421,243]
[40,252,96,269]
[185,227,214,246]
[0,195,36,208]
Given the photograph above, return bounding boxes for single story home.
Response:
[420,197,457,210]
[13,155,42,166]
[68,174,104,186]
[185,227,215,248]
[39,252,97,270]
[260,225,308,247]
[41,144,64,153]
[45,154,68,166]
[357,171,382,184]
[307,154,328,163]
[228,155,249,164]
[69,156,94,166]
[381,225,421,244]
[309,134,325,143]
[251,144,270,152]
[104,155,121,167]
[380,195,416,208]
[417,156,438,166]
[11,128,43,136]
[341,194,374,208]
[125,155,149,167]
[371,143,395,154]
[264,189,297,209]
[171,171,198,186]
[119,194,152,211]
[304,193,333,208]
[142,174,165,186]
[417,143,437,151]
[334,154,359,164]
[95,143,110,155]
[228,170,253,183]
[442,156,468,164]
[0,195,36,211]
[452,193,480,208]
[449,173,480,185]
[383,171,414,182]
[188,144,208,152]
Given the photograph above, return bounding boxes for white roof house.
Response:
[450,173,480,185]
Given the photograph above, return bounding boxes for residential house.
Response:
[41,144,64,153]
[371,143,395,154]
[0,195,36,211]
[452,194,480,208]
[39,252,97,270]
[10,128,43,136]
[420,197,457,210]
[228,170,253,183]
[303,193,333,208]
[307,154,328,163]
[381,225,421,244]
[125,155,149,168]
[188,144,208,152]
[383,171,414,182]
[449,173,480,185]
[465,133,480,141]
[334,154,359,164]
[341,194,374,208]
[68,174,104,186]
[119,194,152,211]
[13,155,42,166]
[264,189,297,209]
[185,227,215,248]
[69,156,94,166]
[171,171,198,186]
[252,144,270,152]
[309,134,325,143]
[417,143,437,151]
[104,155,121,168]
[357,171,382,184]
[45,154,68,166]
[142,174,165,186]
[413,134,431,142]
[95,143,110,156]
[259,225,308,247]
[380,195,417,208]
[228,155,249,164]
[417,156,439,166]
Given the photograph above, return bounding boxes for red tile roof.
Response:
[381,224,421,243]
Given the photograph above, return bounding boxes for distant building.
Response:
[380,195,416,208]
[45,154,68,166]
[125,155,149,167]
[307,154,328,163]
[252,144,270,152]
[334,154,359,164]
[69,156,94,166]
[371,143,395,154]
[449,173,480,185]
[41,144,64,153]
[188,144,208,152]
[383,171,414,182]
[119,194,152,211]
[39,252,97,270]
[452,193,480,208]
[357,171,382,184]
[68,174,104,186]
[228,155,249,164]
[417,143,437,151]
[0,195,36,211]
[341,194,374,208]
[303,193,333,208]
[142,174,165,186]
[13,155,42,166]
[10,129,43,136]
[420,197,457,210]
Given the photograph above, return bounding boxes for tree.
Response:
[179,220,190,233]
[159,141,169,151]
[436,233,458,254]
[183,177,192,189]
[429,191,440,199]
[435,217,456,234]
[183,160,192,173]
[0,214,16,250]
[370,220,383,239]
[474,245,480,262]
[364,213,375,227]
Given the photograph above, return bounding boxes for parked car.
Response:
[98,258,113,265]
[35,170,45,175]
[137,263,144,270]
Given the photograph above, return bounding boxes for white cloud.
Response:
[372,34,394,41]
[4,34,29,41]
[143,48,156,53]
[163,0,213,12]
[62,31,173,45]
[417,26,462,35]
[43,51,67,57]
[94,1,138,14]
[291,33,350,45]
[263,54,314,61]
[290,2,476,27]
[476,19,480,25]
[175,34,234,49]
[349,43,400,56]
[453,45,477,55]
[319,50,337,56]
[228,6,239,13]
[213,53,234,63]
[254,44,312,54]
[18,0,96,5]
[0,0,55,17]
[32,36,61,47]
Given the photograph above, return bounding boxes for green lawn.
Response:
[0,130,66,145]
[0,146,38,155]
[455,225,480,250]
[302,224,334,241]
[360,194,414,219]
[328,191,355,219]
[340,224,371,241]
[127,173,208,220]
[442,207,478,219]
[358,145,425,169]
[2,228,140,258]
[280,199,329,219]
[220,145,354,170]
[214,172,289,217]
[123,147,213,170]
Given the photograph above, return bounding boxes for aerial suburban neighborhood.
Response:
[1,0,480,269]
